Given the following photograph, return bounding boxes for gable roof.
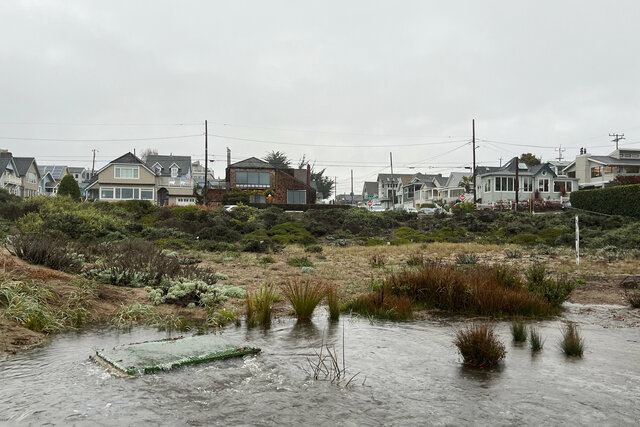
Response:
[85,152,155,190]
[145,155,191,177]
[0,157,13,176]
[444,172,469,188]
[38,165,68,180]
[12,157,38,177]
[229,157,272,169]
[376,173,415,182]
[362,181,378,196]
[68,167,85,174]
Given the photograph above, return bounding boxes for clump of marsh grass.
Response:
[386,261,554,317]
[246,282,277,327]
[525,265,575,306]
[560,322,585,357]
[303,330,359,387]
[282,280,325,321]
[344,283,412,321]
[529,326,544,351]
[406,253,424,267]
[326,285,340,320]
[511,320,527,343]
[454,323,506,368]
[5,234,82,273]
[504,248,523,259]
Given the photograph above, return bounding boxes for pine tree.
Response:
[57,174,82,201]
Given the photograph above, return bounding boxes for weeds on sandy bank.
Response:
[0,273,96,333]
[560,322,584,357]
[385,261,555,317]
[282,280,325,321]
[454,323,506,368]
[246,283,277,328]
[525,265,575,306]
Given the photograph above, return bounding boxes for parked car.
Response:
[562,201,571,210]
[370,205,385,212]
[419,207,437,215]
[223,205,238,212]
[403,206,418,213]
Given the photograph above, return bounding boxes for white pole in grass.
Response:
[575,215,580,265]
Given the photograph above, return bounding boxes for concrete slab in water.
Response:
[93,335,260,376]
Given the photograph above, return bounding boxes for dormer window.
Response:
[171,166,178,178]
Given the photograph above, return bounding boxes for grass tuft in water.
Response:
[282,280,325,321]
[246,282,277,328]
[560,322,584,357]
[454,323,506,368]
[326,285,340,320]
[529,326,544,351]
[344,283,412,321]
[510,320,527,343]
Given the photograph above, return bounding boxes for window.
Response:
[495,177,514,192]
[101,188,114,199]
[591,167,601,178]
[538,178,549,192]
[553,181,572,193]
[27,172,37,184]
[141,189,154,200]
[568,171,576,178]
[603,166,615,174]
[624,166,640,174]
[114,166,139,179]
[484,178,492,192]
[235,171,270,187]
[171,166,178,178]
[522,177,533,192]
[251,194,266,203]
[287,190,306,204]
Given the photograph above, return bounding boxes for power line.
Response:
[0,133,203,142]
[0,121,201,127]
[207,133,469,148]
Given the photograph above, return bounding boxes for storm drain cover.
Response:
[93,335,260,376]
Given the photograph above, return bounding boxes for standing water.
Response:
[1,304,639,426]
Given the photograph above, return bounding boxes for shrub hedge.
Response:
[571,184,640,218]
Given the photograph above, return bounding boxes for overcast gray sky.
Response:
[1,0,639,195]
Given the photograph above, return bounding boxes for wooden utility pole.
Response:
[204,120,208,206]
[390,152,395,210]
[91,149,98,178]
[350,169,354,205]
[334,176,337,204]
[609,133,625,150]
[472,119,476,204]
[555,144,566,162]
[514,156,519,211]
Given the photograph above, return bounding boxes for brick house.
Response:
[208,156,316,206]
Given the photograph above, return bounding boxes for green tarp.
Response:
[93,335,260,376]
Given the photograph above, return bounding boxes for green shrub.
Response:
[525,265,574,306]
[456,253,478,265]
[268,222,316,245]
[394,227,425,243]
[147,278,245,306]
[6,234,82,273]
[510,233,539,245]
[571,184,640,218]
[365,238,387,246]
[287,257,314,267]
[57,175,82,201]
[304,244,323,253]
[454,323,506,368]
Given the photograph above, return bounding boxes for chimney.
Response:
[0,150,11,158]
[307,164,311,186]
[227,147,231,168]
